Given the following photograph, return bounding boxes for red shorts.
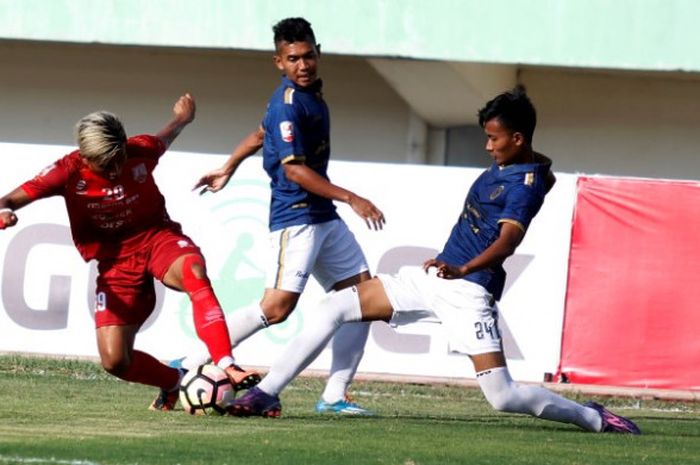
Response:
[94,228,202,328]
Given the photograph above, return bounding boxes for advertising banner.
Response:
[0,143,576,382]
[558,176,700,390]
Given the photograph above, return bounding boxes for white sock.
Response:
[321,321,370,403]
[216,356,235,369]
[476,366,602,432]
[178,305,269,370]
[178,347,210,371]
[226,305,269,346]
[259,286,363,396]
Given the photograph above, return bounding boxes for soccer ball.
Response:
[179,364,234,415]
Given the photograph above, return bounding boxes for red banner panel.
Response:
[558,176,700,390]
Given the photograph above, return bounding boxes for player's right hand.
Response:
[423,258,469,279]
[0,209,18,230]
[193,169,232,195]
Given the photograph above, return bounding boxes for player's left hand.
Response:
[173,93,196,124]
[348,195,385,231]
[423,258,469,279]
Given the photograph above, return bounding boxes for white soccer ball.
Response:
[179,364,234,415]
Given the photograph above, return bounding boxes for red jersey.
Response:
[21,134,182,261]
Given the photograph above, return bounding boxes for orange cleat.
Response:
[224,364,261,392]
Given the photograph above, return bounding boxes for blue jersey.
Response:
[261,76,340,231]
[436,155,552,300]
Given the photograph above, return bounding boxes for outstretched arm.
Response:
[0,187,33,230]
[423,222,524,279]
[193,126,265,194]
[284,162,385,230]
[156,93,196,150]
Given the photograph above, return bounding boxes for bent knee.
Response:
[483,392,513,412]
[482,386,534,414]
[100,355,130,378]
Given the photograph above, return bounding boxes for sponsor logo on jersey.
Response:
[132,163,147,183]
[295,270,310,279]
[490,185,505,200]
[280,121,294,142]
[465,202,481,219]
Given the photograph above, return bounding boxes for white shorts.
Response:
[266,219,369,293]
[378,266,502,355]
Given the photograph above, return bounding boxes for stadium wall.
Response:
[2,0,698,73]
[2,41,700,180]
[0,41,412,164]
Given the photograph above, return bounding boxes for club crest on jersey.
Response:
[132,163,147,183]
[490,185,505,200]
[177,240,191,248]
[280,121,294,143]
[524,172,535,186]
[75,179,87,194]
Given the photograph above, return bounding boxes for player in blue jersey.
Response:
[230,86,641,434]
[181,17,385,415]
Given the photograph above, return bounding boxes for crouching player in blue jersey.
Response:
[229,86,641,433]
[170,17,385,415]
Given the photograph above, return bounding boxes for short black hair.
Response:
[273,17,316,50]
[478,85,537,144]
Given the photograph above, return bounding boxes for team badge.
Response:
[280,121,294,142]
[75,179,87,194]
[490,185,505,200]
[524,172,534,186]
[177,240,191,248]
[132,163,147,183]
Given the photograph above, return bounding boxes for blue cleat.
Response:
[228,386,281,418]
[168,357,186,370]
[315,396,374,416]
[584,401,641,434]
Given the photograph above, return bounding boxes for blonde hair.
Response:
[75,111,127,170]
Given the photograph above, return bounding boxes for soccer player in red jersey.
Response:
[0,93,259,410]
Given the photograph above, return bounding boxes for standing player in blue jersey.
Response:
[183,17,385,415]
[230,87,641,434]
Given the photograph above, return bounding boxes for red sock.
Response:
[190,287,233,364]
[121,350,179,390]
[181,255,233,365]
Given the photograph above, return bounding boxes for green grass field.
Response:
[0,355,698,465]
